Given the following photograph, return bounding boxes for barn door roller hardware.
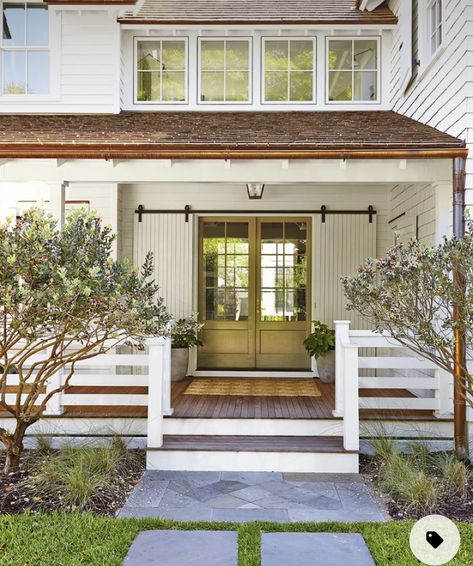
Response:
[135,204,376,223]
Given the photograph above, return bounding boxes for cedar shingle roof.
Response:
[0,111,465,159]
[118,0,397,26]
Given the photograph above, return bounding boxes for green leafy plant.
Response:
[303,321,335,359]
[0,208,170,473]
[171,314,204,349]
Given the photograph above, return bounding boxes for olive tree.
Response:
[342,224,473,458]
[0,208,170,473]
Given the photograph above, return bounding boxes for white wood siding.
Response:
[313,214,377,328]
[389,183,436,245]
[133,213,194,319]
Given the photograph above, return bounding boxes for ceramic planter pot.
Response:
[171,348,189,382]
[316,350,335,383]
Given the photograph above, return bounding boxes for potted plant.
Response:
[170,315,203,382]
[303,321,336,383]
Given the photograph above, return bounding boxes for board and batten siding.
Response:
[133,213,194,319]
[313,214,377,329]
[389,0,473,198]
[122,182,391,327]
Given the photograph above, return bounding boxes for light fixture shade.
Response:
[246,183,265,200]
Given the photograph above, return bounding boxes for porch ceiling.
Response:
[0,111,466,160]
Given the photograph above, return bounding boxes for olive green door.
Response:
[198,217,311,370]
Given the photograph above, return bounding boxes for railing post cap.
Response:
[334,320,351,325]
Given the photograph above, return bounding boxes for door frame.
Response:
[194,215,315,376]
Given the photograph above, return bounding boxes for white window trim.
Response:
[197,37,253,106]
[417,0,444,76]
[261,37,316,105]
[325,36,381,105]
[133,36,189,105]
[0,0,53,100]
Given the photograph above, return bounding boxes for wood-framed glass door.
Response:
[198,217,311,370]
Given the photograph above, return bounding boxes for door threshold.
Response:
[192,370,317,378]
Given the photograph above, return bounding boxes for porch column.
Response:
[433,181,453,244]
[48,181,67,230]
[452,157,467,458]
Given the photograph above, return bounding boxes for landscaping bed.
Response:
[360,445,473,522]
[0,440,145,516]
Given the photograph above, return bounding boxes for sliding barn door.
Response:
[313,214,376,329]
[133,213,194,319]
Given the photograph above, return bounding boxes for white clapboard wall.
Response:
[313,213,377,329]
[133,213,194,319]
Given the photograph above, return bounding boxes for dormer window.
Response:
[135,38,188,104]
[427,0,442,56]
[327,38,380,104]
[1,2,49,95]
[198,38,251,104]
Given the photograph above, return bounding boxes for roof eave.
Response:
[117,17,398,26]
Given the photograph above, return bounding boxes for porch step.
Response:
[147,435,359,473]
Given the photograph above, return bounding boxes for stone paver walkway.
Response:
[262,532,376,565]
[123,530,237,566]
[118,471,387,522]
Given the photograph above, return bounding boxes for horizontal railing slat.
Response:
[359,397,439,410]
[61,394,148,406]
[68,374,148,387]
[358,377,437,389]
[359,357,437,369]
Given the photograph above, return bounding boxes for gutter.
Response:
[0,146,466,160]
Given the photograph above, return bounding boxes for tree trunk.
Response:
[1,421,29,474]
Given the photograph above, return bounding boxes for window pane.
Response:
[290,71,313,101]
[3,50,25,94]
[201,71,224,101]
[354,70,377,101]
[3,3,25,46]
[354,40,377,70]
[137,71,160,101]
[329,40,352,70]
[162,40,185,70]
[225,71,249,102]
[290,40,313,70]
[26,5,48,46]
[328,71,352,101]
[265,40,288,71]
[201,41,224,70]
[27,51,49,94]
[265,71,288,101]
[226,40,249,70]
[137,42,162,71]
[162,71,185,101]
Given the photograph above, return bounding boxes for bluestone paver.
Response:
[261,532,376,566]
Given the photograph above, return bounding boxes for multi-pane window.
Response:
[262,39,315,103]
[199,38,251,103]
[428,0,442,56]
[1,2,49,95]
[327,38,379,103]
[136,39,187,103]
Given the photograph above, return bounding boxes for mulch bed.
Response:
[0,450,145,516]
[360,454,473,522]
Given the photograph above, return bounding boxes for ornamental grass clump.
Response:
[0,208,170,473]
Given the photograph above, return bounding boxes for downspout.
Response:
[452,156,468,459]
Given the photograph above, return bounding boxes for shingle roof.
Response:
[118,0,397,26]
[45,0,135,5]
[0,111,465,159]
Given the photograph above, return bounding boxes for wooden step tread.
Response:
[150,435,353,453]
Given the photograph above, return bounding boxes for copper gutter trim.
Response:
[0,146,466,160]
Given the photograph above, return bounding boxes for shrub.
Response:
[435,452,470,499]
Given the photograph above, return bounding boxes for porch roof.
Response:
[0,111,466,160]
[118,0,397,26]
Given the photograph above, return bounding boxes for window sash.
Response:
[427,0,442,56]
[135,38,188,104]
[1,1,49,95]
[326,38,380,103]
[198,38,251,104]
[262,38,315,103]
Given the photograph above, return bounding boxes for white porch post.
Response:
[333,320,351,417]
[44,367,64,416]
[48,181,67,229]
[162,336,173,416]
[147,337,166,448]
[343,343,360,452]
[435,368,454,418]
[434,181,453,244]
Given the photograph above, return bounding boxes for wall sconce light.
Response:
[246,183,265,200]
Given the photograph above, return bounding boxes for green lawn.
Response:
[0,514,472,565]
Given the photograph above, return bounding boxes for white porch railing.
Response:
[3,337,172,448]
[335,321,454,451]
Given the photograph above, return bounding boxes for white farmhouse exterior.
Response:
[0,0,470,473]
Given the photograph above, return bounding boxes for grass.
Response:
[0,513,472,566]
